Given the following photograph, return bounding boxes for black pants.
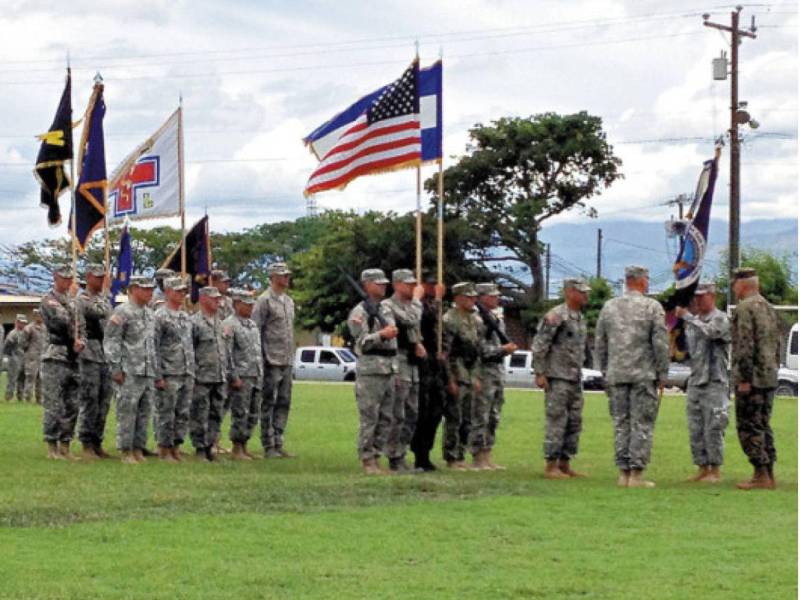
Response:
[410,361,445,461]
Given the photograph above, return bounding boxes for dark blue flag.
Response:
[74,81,106,252]
[110,222,132,306]
[163,216,210,302]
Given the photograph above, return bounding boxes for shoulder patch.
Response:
[544,311,562,326]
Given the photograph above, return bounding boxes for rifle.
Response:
[476,302,510,345]
[337,266,388,329]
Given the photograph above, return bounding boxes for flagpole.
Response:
[413,42,423,283]
[436,50,444,354]
[99,73,110,291]
[66,56,79,340]
[178,94,187,278]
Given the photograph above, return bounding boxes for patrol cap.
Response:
[733,267,757,280]
[421,269,438,284]
[624,265,649,279]
[694,282,716,295]
[128,275,156,289]
[85,263,106,277]
[52,263,73,278]
[360,268,390,284]
[564,277,591,293]
[163,276,188,291]
[210,269,231,282]
[268,262,292,276]
[15,313,27,323]
[452,282,478,297]
[475,282,501,296]
[392,268,417,284]
[199,286,222,298]
[155,268,175,280]
[231,289,256,304]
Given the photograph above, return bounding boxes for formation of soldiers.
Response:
[2,311,45,403]
[21,257,784,489]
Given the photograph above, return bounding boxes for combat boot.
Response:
[231,442,252,461]
[133,448,146,463]
[242,442,257,460]
[81,442,97,461]
[140,447,157,458]
[768,463,777,487]
[700,465,721,483]
[204,446,216,462]
[389,457,411,473]
[485,450,506,471]
[687,466,709,482]
[362,458,381,475]
[447,460,468,471]
[47,442,64,460]
[265,448,282,458]
[471,449,492,471]
[617,470,630,487]
[544,460,570,479]
[158,446,178,463]
[275,447,296,458]
[120,451,139,465]
[170,446,183,462]
[558,459,585,478]
[627,469,656,488]
[59,442,80,462]
[95,444,113,459]
[736,466,774,490]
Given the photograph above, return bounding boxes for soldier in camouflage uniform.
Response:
[675,282,731,483]
[532,278,590,479]
[153,277,195,462]
[410,272,446,471]
[104,276,158,465]
[76,264,114,459]
[223,289,262,460]
[474,283,517,471]
[730,268,781,490]
[347,268,398,475]
[211,269,234,320]
[441,282,485,471]
[4,314,27,402]
[253,262,296,458]
[384,269,425,472]
[22,309,45,404]
[40,264,86,460]
[151,267,175,310]
[190,286,229,462]
[595,265,669,488]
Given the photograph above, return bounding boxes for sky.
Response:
[0,0,796,247]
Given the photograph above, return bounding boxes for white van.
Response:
[776,323,798,396]
[503,350,605,391]
[294,346,357,382]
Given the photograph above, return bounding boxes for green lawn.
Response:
[0,377,796,599]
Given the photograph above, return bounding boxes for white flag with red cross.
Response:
[108,108,181,223]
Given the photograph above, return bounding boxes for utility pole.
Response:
[544,243,551,299]
[703,6,757,301]
[596,229,602,278]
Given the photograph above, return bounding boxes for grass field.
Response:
[0,377,796,599]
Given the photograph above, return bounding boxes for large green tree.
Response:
[426,112,622,304]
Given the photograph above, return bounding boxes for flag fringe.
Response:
[304,157,421,197]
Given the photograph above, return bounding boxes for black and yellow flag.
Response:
[34,68,73,227]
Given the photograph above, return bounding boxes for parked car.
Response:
[665,362,692,392]
[503,350,605,391]
[294,346,357,382]
[776,367,798,397]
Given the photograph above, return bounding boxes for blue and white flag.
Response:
[304,60,442,164]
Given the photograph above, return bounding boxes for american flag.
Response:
[304,61,421,196]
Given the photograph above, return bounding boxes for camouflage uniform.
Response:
[40,288,83,444]
[533,302,587,461]
[442,296,485,461]
[253,278,295,451]
[223,306,263,444]
[384,281,423,462]
[595,284,669,471]
[153,297,195,449]
[476,293,511,452]
[347,287,397,461]
[76,287,113,448]
[410,294,446,466]
[683,303,731,467]
[4,325,26,401]
[190,306,229,450]
[731,292,780,468]
[103,294,157,452]
[22,319,45,403]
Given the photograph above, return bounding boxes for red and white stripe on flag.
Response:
[304,113,421,196]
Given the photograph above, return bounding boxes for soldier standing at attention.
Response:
[595,265,669,488]
[190,286,228,462]
[474,283,517,471]
[40,265,85,460]
[730,268,781,490]
[347,268,398,475]
[151,267,175,309]
[441,282,485,471]
[4,314,27,402]
[223,289,263,460]
[76,264,113,460]
[675,283,731,483]
[153,277,195,463]
[253,262,296,458]
[410,273,446,471]
[22,309,46,404]
[532,278,590,479]
[211,269,234,320]
[384,268,426,473]
[103,276,158,465]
